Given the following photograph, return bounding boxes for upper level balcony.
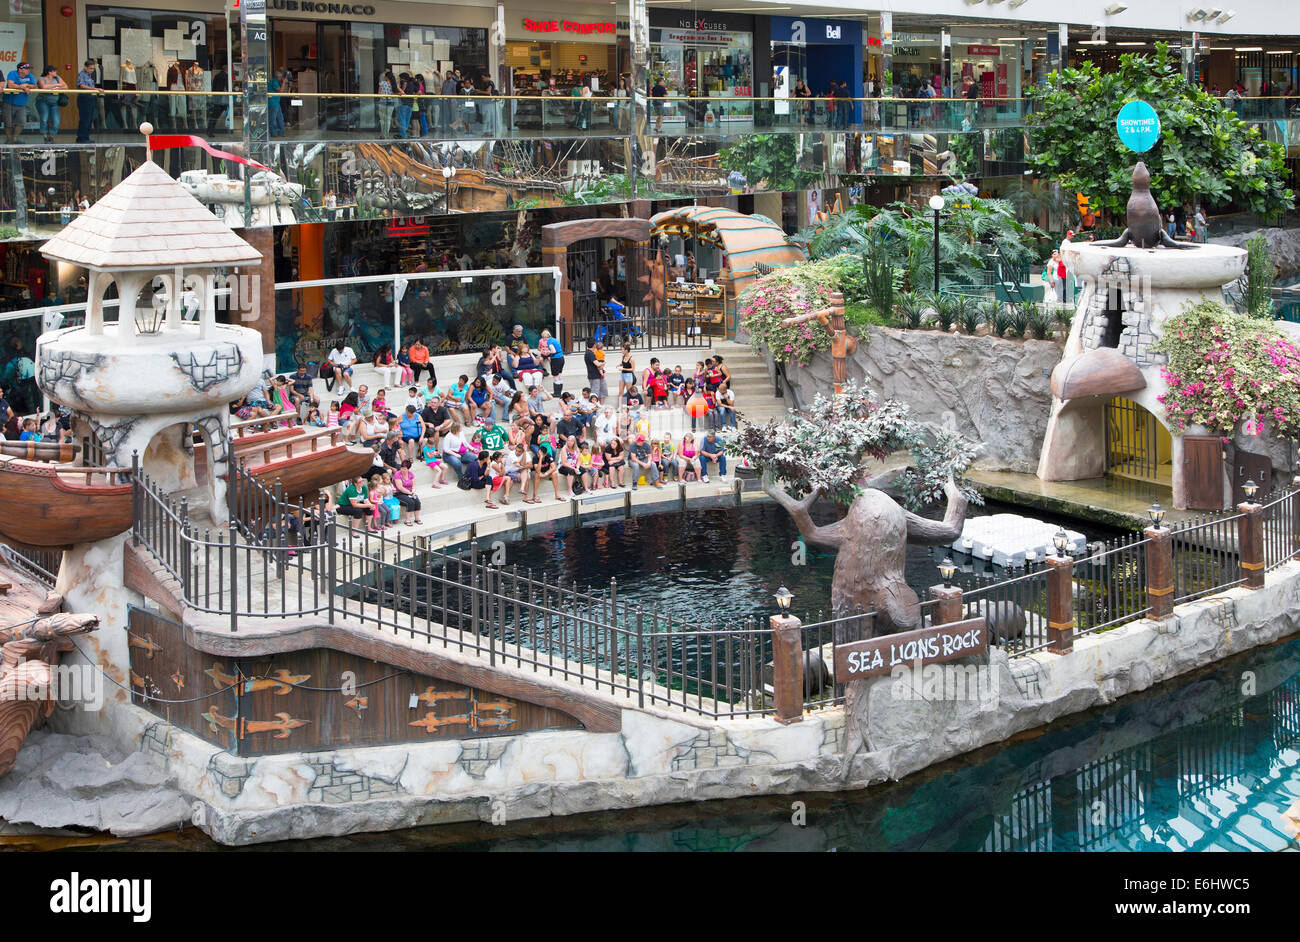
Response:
[0,88,1294,236]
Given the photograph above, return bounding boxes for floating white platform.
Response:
[950,513,1088,567]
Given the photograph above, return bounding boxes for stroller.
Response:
[592,297,643,346]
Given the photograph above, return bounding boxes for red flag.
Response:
[147,134,274,173]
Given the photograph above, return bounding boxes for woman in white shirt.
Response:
[440,423,470,479]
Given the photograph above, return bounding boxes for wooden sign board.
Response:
[834,617,988,684]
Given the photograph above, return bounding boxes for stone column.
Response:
[1238,501,1265,589]
[1046,554,1074,654]
[1145,526,1174,619]
[239,227,277,366]
[769,612,804,724]
[240,0,271,174]
[928,583,962,626]
[629,0,650,195]
[879,12,893,99]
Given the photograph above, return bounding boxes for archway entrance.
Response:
[1105,396,1172,486]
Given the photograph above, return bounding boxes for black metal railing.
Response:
[1169,510,1244,604]
[563,313,713,354]
[128,463,1300,712]
[1072,532,1151,636]
[0,543,61,589]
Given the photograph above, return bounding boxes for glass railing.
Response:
[0,90,1293,147]
[0,126,1029,236]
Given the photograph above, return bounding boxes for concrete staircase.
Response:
[709,339,791,426]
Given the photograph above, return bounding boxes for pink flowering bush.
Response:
[1154,300,1300,439]
[737,258,846,365]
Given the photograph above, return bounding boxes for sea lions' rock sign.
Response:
[1101,161,1194,250]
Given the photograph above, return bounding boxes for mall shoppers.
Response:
[75,60,100,143]
[2,61,35,143]
[35,66,68,142]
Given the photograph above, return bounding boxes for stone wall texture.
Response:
[129,562,1300,846]
[782,327,1063,473]
[1212,227,1300,278]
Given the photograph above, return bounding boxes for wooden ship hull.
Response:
[0,457,133,550]
[241,442,376,502]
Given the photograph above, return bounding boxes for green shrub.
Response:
[844,301,893,329]
[1026,306,1051,340]
[1155,298,1300,437]
[1239,233,1275,319]
[1051,303,1074,338]
[862,244,898,321]
[953,295,982,334]
[895,291,926,330]
[932,293,956,333]
[1005,305,1029,339]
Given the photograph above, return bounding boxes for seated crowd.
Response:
[228,335,742,535]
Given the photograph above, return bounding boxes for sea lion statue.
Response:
[1100,161,1194,250]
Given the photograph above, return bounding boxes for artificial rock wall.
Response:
[781,327,1063,473]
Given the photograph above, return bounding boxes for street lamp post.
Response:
[929,194,946,295]
[441,164,457,215]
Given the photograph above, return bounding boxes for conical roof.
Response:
[41,159,263,270]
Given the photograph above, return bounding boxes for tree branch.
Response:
[761,469,845,549]
[904,475,969,546]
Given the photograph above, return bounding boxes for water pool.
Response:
[429,498,1120,628]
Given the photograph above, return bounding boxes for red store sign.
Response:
[966,45,1002,56]
[524,18,616,35]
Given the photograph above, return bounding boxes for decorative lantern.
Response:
[686,392,709,418]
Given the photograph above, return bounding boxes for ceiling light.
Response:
[1079,39,1109,45]
[1266,50,1292,55]
[1116,41,1146,46]
[1104,3,1128,13]
[1217,9,1235,22]
[1205,7,1222,17]
[1187,8,1208,20]
[997,37,1025,42]
[1236,46,1263,52]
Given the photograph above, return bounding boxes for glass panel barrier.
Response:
[272,268,559,372]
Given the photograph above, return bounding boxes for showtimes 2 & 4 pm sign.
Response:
[833,617,988,683]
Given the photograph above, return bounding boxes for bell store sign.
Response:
[0,23,26,69]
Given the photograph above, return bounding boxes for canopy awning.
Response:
[648,206,805,293]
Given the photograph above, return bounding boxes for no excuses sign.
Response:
[834,617,988,683]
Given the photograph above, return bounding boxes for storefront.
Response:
[505,10,629,95]
[649,10,755,129]
[73,1,494,135]
[950,37,1022,102]
[890,31,944,96]
[770,16,863,124]
[81,6,231,133]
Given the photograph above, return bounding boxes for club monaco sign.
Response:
[833,617,988,683]
[268,0,377,14]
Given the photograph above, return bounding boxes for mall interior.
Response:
[0,0,1298,411]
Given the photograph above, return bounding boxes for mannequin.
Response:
[120,57,138,130]
[186,62,205,127]
[167,61,186,128]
